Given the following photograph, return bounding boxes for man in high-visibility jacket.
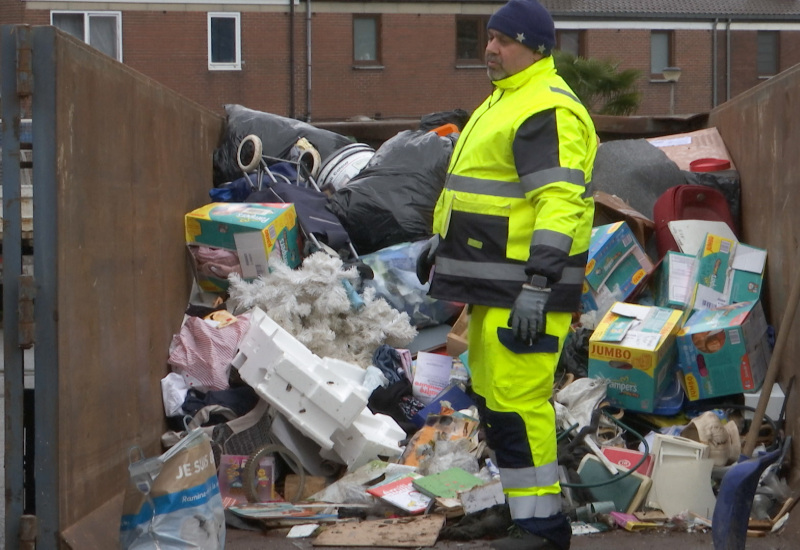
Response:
[417,1,596,549]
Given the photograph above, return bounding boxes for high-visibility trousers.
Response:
[467,305,571,521]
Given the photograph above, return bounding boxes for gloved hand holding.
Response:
[416,234,440,285]
[509,282,551,344]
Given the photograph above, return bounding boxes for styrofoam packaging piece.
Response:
[232,307,370,450]
[322,408,406,471]
[323,356,370,384]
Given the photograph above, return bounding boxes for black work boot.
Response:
[490,525,559,550]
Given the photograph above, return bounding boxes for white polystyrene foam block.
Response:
[232,307,369,451]
[328,409,406,471]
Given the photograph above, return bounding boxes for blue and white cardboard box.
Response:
[676,300,771,401]
[582,221,654,316]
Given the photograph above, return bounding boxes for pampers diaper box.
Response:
[588,302,684,413]
[676,300,771,401]
[185,202,302,292]
[582,222,654,317]
[688,233,767,311]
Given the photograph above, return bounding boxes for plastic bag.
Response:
[212,104,354,185]
[120,429,225,549]
[360,240,463,328]
[326,130,455,255]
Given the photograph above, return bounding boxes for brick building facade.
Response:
[1,1,799,122]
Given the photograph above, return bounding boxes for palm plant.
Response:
[553,51,643,115]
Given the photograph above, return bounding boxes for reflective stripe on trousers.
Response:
[468,305,571,520]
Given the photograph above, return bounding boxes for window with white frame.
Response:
[51,11,122,61]
[208,12,241,70]
[757,31,778,77]
[650,30,674,77]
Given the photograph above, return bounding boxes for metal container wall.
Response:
[709,63,800,504]
[2,25,223,549]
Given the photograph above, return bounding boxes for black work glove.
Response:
[508,283,551,344]
[415,235,440,285]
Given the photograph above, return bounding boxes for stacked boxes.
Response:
[185,202,302,292]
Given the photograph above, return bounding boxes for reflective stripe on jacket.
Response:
[430,56,596,311]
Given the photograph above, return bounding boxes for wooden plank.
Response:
[313,514,445,547]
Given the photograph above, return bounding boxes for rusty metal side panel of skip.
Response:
[708,62,800,533]
[3,25,224,549]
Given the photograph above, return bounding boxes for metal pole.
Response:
[670,83,676,115]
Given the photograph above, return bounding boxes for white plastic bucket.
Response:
[317,143,375,192]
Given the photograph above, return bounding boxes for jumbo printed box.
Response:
[588,302,684,413]
[676,300,771,401]
[582,221,654,315]
[185,202,302,292]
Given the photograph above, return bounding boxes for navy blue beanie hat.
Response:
[488,0,556,56]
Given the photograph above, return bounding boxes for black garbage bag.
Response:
[326,129,455,255]
[212,104,354,185]
[556,325,592,379]
[419,108,470,132]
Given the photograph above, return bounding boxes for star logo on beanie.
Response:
[537,44,547,54]
[516,32,526,43]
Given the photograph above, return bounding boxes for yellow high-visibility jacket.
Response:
[430,56,596,311]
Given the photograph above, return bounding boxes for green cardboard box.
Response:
[185,202,302,292]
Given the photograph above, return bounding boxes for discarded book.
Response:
[412,467,484,500]
[366,474,432,514]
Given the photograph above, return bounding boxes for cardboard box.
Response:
[688,232,736,311]
[646,127,736,172]
[653,251,696,310]
[185,202,302,292]
[688,233,767,311]
[582,221,654,315]
[446,306,469,357]
[218,454,275,506]
[676,300,771,401]
[728,243,766,304]
[588,302,684,413]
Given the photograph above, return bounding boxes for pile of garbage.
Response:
[120,104,795,549]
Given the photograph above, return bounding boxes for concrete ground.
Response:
[223,521,798,549]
